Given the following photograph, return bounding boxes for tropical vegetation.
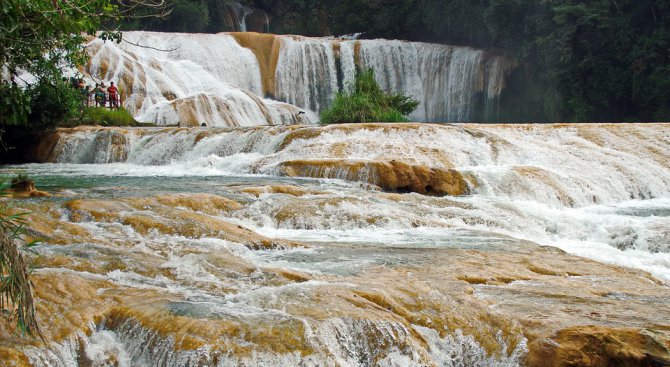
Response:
[0,177,39,336]
[321,69,419,124]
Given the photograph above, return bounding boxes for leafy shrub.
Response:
[27,78,80,131]
[320,69,419,124]
[1,78,79,132]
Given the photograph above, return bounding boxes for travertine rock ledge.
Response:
[0,193,668,366]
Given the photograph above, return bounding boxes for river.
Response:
[0,122,669,366]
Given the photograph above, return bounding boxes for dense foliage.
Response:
[321,69,419,124]
[129,0,670,122]
[0,0,126,132]
[269,0,670,122]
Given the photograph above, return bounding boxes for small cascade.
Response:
[44,124,670,208]
[227,1,254,32]
[24,318,526,367]
[50,128,137,164]
[47,126,297,165]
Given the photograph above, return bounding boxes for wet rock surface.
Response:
[6,122,670,365]
[0,192,668,366]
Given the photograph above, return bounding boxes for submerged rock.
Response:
[4,179,51,198]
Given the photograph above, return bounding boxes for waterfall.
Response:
[230,1,253,32]
[85,32,314,127]
[275,37,339,113]
[355,41,509,122]
[274,38,511,122]
[82,32,512,126]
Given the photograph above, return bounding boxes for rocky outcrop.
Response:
[527,326,670,367]
[3,179,50,198]
[278,159,474,196]
[30,130,62,163]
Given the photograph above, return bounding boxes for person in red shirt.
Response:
[107,81,119,109]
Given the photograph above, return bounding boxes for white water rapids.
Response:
[39,123,670,278]
[3,123,669,366]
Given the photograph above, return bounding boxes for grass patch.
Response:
[60,107,147,127]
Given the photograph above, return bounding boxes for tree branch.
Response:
[122,38,178,52]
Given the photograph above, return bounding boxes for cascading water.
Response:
[355,41,490,122]
[82,32,511,126]
[226,1,254,32]
[39,123,670,274]
[274,37,340,113]
[3,123,669,366]
[272,38,512,122]
[85,32,315,127]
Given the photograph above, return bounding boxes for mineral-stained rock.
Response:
[527,326,670,367]
[278,159,474,196]
[1,193,669,365]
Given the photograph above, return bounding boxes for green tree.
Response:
[166,0,210,32]
[1,0,167,133]
[321,69,419,124]
[547,0,670,121]
[1,0,110,133]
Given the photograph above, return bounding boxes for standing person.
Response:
[94,83,105,107]
[85,85,93,107]
[107,81,119,109]
[100,82,107,107]
[77,79,89,107]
